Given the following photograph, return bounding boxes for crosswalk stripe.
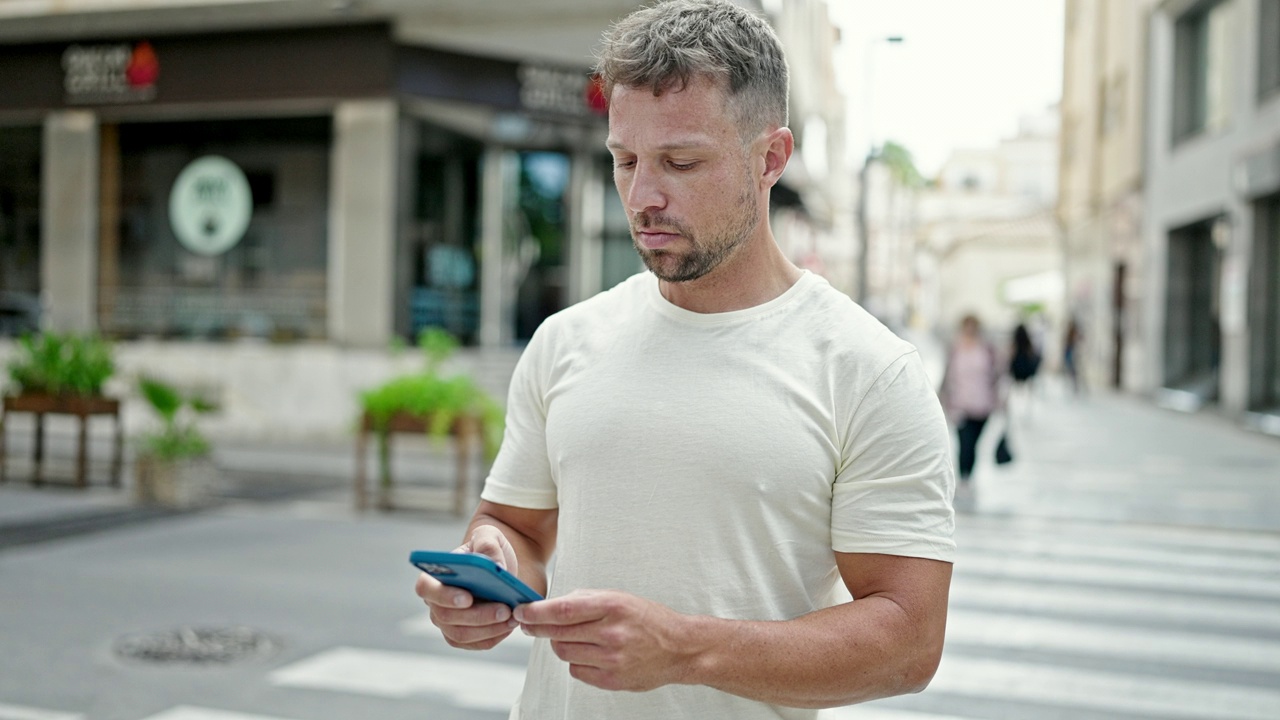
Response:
[947,608,1280,673]
[140,708,298,720]
[960,516,1280,555]
[0,704,83,720]
[958,534,1280,574]
[959,553,1280,599]
[951,577,1280,632]
[929,656,1280,720]
[269,646,523,712]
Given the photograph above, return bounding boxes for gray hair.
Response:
[596,0,789,139]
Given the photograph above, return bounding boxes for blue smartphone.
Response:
[409,550,543,608]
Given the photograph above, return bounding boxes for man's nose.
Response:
[624,163,666,214]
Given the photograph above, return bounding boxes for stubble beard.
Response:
[631,187,760,284]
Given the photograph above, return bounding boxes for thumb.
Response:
[467,525,519,575]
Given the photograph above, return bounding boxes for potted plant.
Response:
[356,328,504,511]
[133,376,219,508]
[5,331,116,401]
[2,332,122,487]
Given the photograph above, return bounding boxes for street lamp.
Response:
[855,35,904,306]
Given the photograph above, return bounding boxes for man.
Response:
[415,1,955,717]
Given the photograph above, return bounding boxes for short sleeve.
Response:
[831,351,955,561]
[480,332,559,510]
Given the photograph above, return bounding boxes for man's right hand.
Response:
[414,525,522,650]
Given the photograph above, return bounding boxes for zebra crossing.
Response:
[4,513,1278,720]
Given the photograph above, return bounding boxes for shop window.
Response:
[402,122,483,345]
[1172,0,1236,145]
[1249,195,1280,412]
[514,151,570,341]
[1164,218,1221,400]
[1261,0,1280,102]
[105,116,331,341]
[0,127,42,336]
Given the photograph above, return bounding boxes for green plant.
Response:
[136,376,217,462]
[360,328,504,460]
[6,332,115,396]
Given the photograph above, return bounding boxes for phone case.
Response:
[409,550,543,608]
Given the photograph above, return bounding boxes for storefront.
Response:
[0,23,620,348]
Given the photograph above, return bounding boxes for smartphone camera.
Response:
[420,563,457,576]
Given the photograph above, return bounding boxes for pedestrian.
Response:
[1008,321,1041,421]
[414,1,955,718]
[939,314,1003,497]
[1063,317,1084,395]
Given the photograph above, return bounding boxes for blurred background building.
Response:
[0,0,851,440]
[1058,0,1280,434]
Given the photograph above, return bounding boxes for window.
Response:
[105,116,331,341]
[1261,0,1280,101]
[0,127,42,336]
[1172,0,1236,144]
[1249,195,1280,411]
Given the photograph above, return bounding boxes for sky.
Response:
[828,0,1065,177]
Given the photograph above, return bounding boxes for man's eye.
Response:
[613,159,636,169]
[669,161,697,171]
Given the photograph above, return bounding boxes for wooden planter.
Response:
[0,393,123,488]
[354,411,480,516]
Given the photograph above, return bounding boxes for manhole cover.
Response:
[115,626,279,665]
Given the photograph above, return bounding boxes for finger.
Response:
[514,591,612,626]
[468,526,517,571]
[432,601,514,628]
[440,617,520,650]
[548,638,612,667]
[414,572,474,609]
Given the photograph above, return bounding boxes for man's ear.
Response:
[758,127,794,189]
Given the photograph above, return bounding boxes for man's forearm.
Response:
[681,596,946,708]
[466,509,555,595]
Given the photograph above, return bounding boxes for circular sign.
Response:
[168,155,252,256]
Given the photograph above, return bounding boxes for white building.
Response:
[914,106,1063,346]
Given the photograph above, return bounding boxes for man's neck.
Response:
[659,235,803,314]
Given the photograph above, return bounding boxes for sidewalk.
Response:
[968,377,1280,533]
[4,352,1280,542]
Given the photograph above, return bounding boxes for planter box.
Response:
[1,393,123,487]
[135,455,218,508]
[354,411,480,515]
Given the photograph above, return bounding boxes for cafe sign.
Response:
[168,156,253,256]
[63,41,158,104]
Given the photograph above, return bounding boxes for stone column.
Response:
[328,99,398,347]
[41,110,99,333]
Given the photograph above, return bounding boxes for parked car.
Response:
[0,291,41,336]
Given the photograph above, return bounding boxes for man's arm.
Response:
[415,500,558,650]
[515,551,951,708]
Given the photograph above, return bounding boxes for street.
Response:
[2,379,1280,720]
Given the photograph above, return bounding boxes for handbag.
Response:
[994,431,1014,464]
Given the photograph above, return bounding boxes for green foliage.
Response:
[359,328,504,460]
[878,141,926,189]
[6,332,115,397]
[136,376,217,462]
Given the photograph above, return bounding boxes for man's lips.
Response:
[636,229,681,250]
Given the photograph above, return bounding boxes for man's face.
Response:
[606,76,761,283]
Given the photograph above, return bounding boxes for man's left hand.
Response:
[514,589,700,692]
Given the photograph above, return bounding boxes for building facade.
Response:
[1058,0,1157,393]
[0,0,851,441]
[912,107,1063,346]
[1144,0,1280,430]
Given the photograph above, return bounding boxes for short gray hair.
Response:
[596,0,789,138]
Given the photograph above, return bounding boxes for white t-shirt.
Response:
[482,271,955,720]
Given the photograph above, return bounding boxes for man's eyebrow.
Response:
[605,138,713,152]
